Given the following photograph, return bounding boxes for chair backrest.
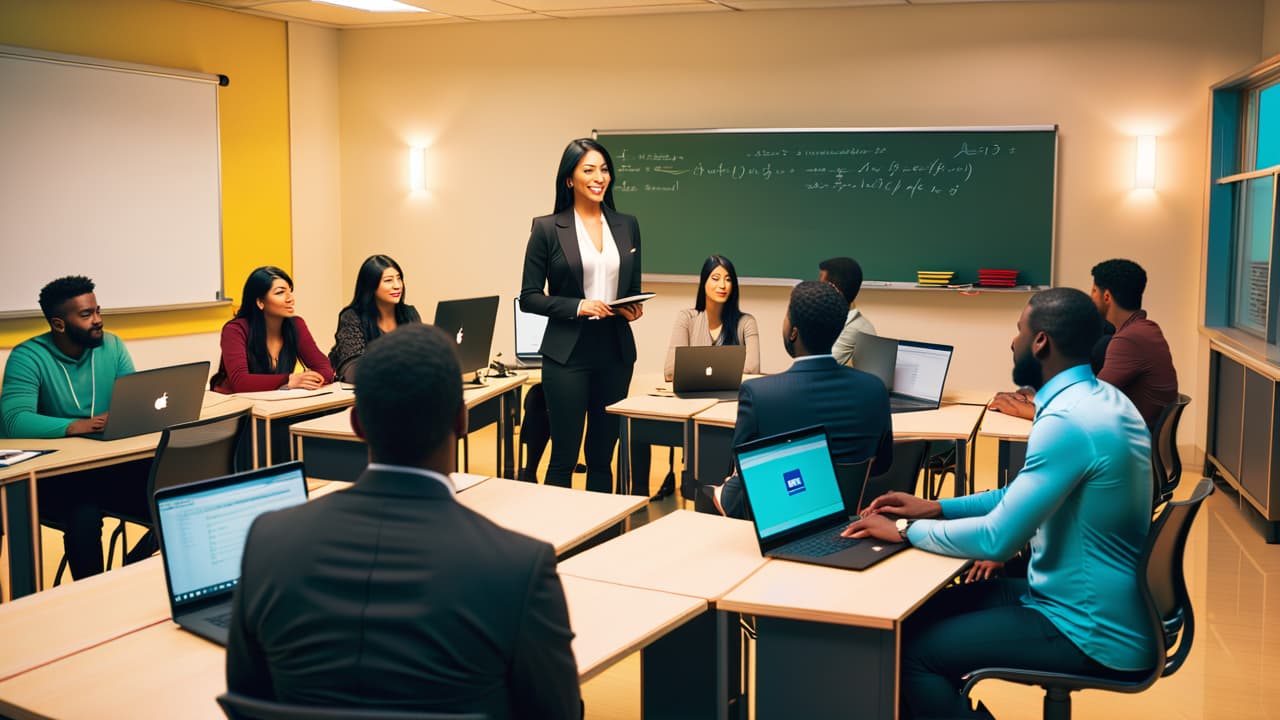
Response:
[217,693,488,720]
[1139,477,1213,683]
[833,457,874,517]
[864,440,929,501]
[147,408,251,520]
[1151,394,1191,508]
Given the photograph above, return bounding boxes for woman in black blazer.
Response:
[520,138,644,493]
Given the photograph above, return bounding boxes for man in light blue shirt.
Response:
[845,288,1155,720]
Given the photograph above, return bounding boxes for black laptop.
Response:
[154,461,309,645]
[434,295,500,381]
[672,345,746,400]
[91,361,209,440]
[852,334,954,413]
[512,296,548,368]
[736,425,907,571]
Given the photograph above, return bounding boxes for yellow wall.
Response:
[0,0,291,347]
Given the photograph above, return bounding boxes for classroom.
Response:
[1,0,1279,718]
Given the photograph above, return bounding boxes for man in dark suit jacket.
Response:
[226,324,581,719]
[718,281,894,520]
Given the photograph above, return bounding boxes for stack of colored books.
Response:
[977,269,1019,287]
[917,271,955,287]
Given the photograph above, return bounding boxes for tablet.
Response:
[608,292,656,307]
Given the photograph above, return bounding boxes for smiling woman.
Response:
[519,138,646,493]
[209,266,334,393]
[328,254,422,382]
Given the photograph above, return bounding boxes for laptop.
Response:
[513,296,548,368]
[672,345,746,400]
[93,361,210,440]
[434,295,500,381]
[851,335,954,413]
[154,461,310,645]
[736,425,907,571]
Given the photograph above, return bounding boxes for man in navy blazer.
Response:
[226,324,581,719]
[718,281,894,519]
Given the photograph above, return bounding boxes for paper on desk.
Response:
[234,388,335,401]
[0,449,52,467]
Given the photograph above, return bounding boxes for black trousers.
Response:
[901,578,1140,719]
[37,458,152,580]
[541,320,633,493]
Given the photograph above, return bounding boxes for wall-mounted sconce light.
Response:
[409,146,426,193]
[1135,135,1156,190]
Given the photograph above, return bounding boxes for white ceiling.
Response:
[183,0,1059,28]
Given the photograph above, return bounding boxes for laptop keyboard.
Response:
[206,611,233,629]
[776,530,862,557]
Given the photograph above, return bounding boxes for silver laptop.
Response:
[434,296,500,382]
[154,461,309,645]
[513,296,548,368]
[736,426,907,571]
[93,361,209,440]
[851,335,953,413]
[672,345,746,400]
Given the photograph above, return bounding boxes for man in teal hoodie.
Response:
[1,276,151,579]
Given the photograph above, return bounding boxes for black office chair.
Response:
[216,693,487,720]
[1150,394,1191,510]
[961,477,1213,720]
[832,456,875,517]
[105,408,252,568]
[863,440,929,506]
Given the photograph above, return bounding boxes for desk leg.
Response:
[502,388,519,479]
[642,609,741,720]
[953,437,969,498]
[998,441,1027,488]
[616,416,631,496]
[3,475,39,599]
[754,617,896,719]
[679,419,695,503]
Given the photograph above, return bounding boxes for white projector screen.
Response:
[0,45,224,317]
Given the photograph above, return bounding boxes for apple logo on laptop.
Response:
[154,392,169,411]
[456,326,465,345]
[704,366,713,376]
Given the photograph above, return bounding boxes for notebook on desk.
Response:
[852,334,954,413]
[154,461,309,645]
[90,361,210,440]
[736,425,906,571]
[672,345,746,400]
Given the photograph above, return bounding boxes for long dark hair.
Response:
[342,255,418,345]
[232,265,298,374]
[694,255,744,346]
[553,138,618,214]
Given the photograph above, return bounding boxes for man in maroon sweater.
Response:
[990,259,1177,431]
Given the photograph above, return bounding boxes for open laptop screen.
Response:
[156,465,307,608]
[893,341,952,403]
[737,430,844,540]
[513,296,548,361]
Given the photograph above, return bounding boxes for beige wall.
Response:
[335,0,1261,447]
[1265,0,1280,58]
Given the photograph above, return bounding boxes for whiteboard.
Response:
[0,45,224,317]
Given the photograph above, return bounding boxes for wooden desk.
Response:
[0,556,703,720]
[606,392,720,497]
[287,375,526,481]
[717,551,969,719]
[0,394,255,600]
[978,409,1033,487]
[456,478,646,556]
[239,384,355,467]
[558,509,766,720]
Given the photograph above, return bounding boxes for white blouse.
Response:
[574,209,620,303]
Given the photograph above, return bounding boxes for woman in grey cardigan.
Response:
[642,255,760,499]
[329,255,421,382]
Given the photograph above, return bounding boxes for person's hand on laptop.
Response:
[859,491,942,520]
[841,513,901,542]
[287,370,326,390]
[988,388,1035,419]
[65,412,108,436]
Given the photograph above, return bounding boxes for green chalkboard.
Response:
[596,127,1057,287]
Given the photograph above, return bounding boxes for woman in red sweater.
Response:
[210,266,334,393]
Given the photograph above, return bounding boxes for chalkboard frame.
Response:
[594,125,1058,291]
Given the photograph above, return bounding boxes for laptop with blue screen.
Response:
[735,426,907,571]
[154,461,309,645]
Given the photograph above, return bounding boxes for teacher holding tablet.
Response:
[520,138,645,493]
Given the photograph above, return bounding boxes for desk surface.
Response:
[558,509,765,601]
[978,408,1034,441]
[457,479,646,556]
[890,402,986,441]
[692,401,739,428]
[717,550,969,630]
[237,383,354,420]
[606,393,720,420]
[0,394,255,484]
